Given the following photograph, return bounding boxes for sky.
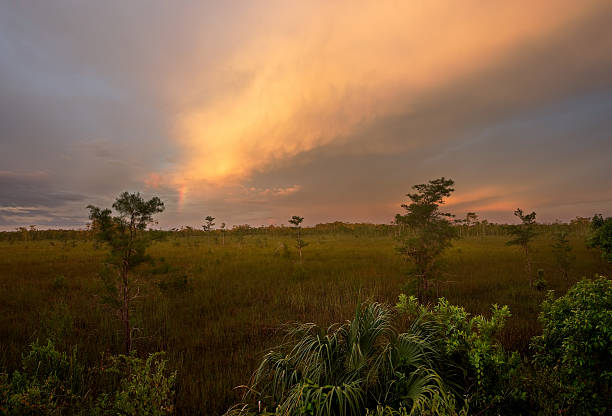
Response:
[1,1,612,230]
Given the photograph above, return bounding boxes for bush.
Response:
[396,295,525,415]
[0,342,176,416]
[228,302,459,416]
[530,276,612,415]
[588,215,612,263]
[0,340,85,415]
[93,352,176,416]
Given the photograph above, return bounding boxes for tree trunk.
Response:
[524,245,533,288]
[121,268,132,353]
[297,228,302,262]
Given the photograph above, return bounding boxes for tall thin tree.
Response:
[203,216,215,244]
[506,208,538,288]
[220,222,226,246]
[395,177,458,299]
[288,216,308,261]
[552,231,574,281]
[87,192,164,353]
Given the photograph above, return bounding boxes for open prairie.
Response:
[0,227,606,414]
[3,2,612,414]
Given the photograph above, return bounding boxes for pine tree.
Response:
[87,192,164,353]
[506,208,538,288]
[395,177,458,299]
[288,216,308,261]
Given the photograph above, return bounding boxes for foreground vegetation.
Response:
[0,218,609,414]
[229,277,611,415]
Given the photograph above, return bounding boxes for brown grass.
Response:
[0,230,606,414]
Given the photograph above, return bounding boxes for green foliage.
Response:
[1,230,605,414]
[0,342,176,416]
[289,216,309,261]
[230,303,454,415]
[534,269,547,291]
[588,214,612,263]
[202,216,216,233]
[0,340,85,415]
[530,276,612,415]
[93,352,176,416]
[506,209,537,248]
[396,295,525,415]
[87,192,165,273]
[506,208,538,287]
[288,216,304,228]
[395,178,458,298]
[88,191,165,353]
[365,389,469,416]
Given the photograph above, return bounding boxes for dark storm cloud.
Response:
[0,171,88,227]
[0,206,83,228]
[0,171,85,207]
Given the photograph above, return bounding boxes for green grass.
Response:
[0,231,607,414]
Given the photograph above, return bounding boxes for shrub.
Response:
[587,215,612,263]
[0,342,176,416]
[93,352,176,416]
[530,276,612,415]
[365,389,469,416]
[228,302,458,415]
[396,295,525,415]
[534,269,547,291]
[0,340,85,415]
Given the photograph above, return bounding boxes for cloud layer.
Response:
[1,1,611,228]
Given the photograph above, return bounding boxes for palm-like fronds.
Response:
[231,302,453,415]
[280,380,365,416]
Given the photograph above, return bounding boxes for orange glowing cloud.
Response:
[168,0,607,192]
[446,186,530,214]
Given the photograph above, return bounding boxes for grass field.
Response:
[0,229,607,414]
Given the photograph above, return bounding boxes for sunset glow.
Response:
[1,1,611,228]
[171,0,601,186]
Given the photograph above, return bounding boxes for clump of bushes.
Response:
[529,276,611,415]
[396,295,525,415]
[0,341,176,415]
[0,340,85,414]
[229,276,611,415]
[93,352,176,415]
[228,298,523,415]
[4,277,610,415]
[588,215,612,263]
[227,302,463,415]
